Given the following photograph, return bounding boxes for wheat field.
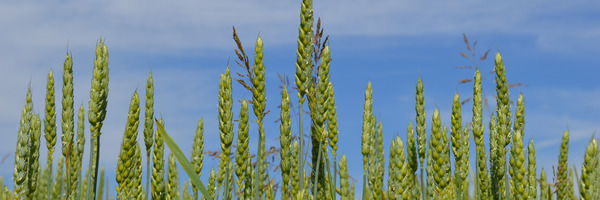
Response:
[2,0,599,200]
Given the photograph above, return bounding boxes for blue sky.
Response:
[1,0,599,198]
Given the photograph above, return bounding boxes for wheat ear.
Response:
[280,86,292,199]
[168,153,181,200]
[580,138,599,199]
[236,100,249,194]
[191,118,204,200]
[526,139,536,199]
[88,39,109,200]
[14,86,33,198]
[116,91,140,198]
[152,118,166,199]
[217,66,233,197]
[557,130,570,199]
[143,72,154,200]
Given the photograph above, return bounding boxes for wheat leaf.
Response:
[156,119,213,200]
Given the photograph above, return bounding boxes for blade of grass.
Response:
[155,119,213,200]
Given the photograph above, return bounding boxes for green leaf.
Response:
[156,119,213,200]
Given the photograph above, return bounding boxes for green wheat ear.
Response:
[116,91,140,198]
[191,117,204,200]
[88,39,109,200]
[52,156,64,199]
[143,72,154,200]
[217,66,233,196]
[472,68,490,200]
[152,118,166,200]
[580,138,599,200]
[526,139,537,200]
[236,100,249,194]
[539,167,548,200]
[70,104,85,198]
[557,130,570,199]
[168,153,181,200]
[27,114,41,200]
[361,81,373,200]
[339,154,350,200]
[14,86,33,198]
[279,86,292,200]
